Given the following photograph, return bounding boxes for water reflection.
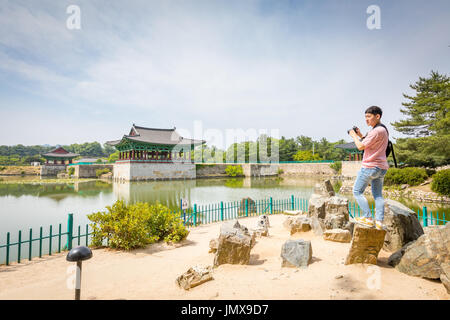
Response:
[0,180,113,201]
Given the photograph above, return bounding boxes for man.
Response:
[348,106,389,230]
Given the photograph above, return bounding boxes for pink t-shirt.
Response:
[361,126,389,170]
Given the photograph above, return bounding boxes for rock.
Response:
[313,180,335,197]
[395,223,449,280]
[382,199,424,252]
[209,239,218,253]
[281,239,313,268]
[335,275,344,279]
[283,216,312,235]
[323,229,352,243]
[283,210,304,216]
[440,263,450,294]
[214,220,254,266]
[238,197,257,216]
[57,172,69,179]
[323,196,350,230]
[387,241,415,267]
[176,265,213,290]
[307,194,328,219]
[345,225,386,265]
[343,221,355,236]
[256,215,270,228]
[400,184,409,190]
[310,216,325,236]
[100,172,113,179]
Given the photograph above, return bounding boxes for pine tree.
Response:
[392,71,449,137]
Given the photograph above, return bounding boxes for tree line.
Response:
[0,142,116,165]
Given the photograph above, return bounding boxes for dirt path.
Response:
[0,214,447,300]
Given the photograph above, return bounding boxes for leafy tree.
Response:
[293,150,322,161]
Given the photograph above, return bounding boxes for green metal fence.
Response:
[1,196,447,266]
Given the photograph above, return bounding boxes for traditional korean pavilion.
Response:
[106,124,205,163]
[42,146,80,165]
[334,142,363,161]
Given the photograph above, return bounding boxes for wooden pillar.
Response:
[156,150,159,161]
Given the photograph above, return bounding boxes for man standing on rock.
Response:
[348,106,389,230]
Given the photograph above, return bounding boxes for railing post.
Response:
[17,230,22,264]
[193,204,197,226]
[245,199,248,217]
[270,197,273,214]
[29,228,33,261]
[67,213,74,251]
[291,195,294,210]
[423,206,428,227]
[221,201,224,221]
[6,232,10,266]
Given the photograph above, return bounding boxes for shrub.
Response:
[384,167,428,186]
[332,180,342,193]
[329,161,342,174]
[0,166,5,171]
[96,168,111,178]
[277,168,284,175]
[20,170,25,175]
[67,167,75,176]
[225,165,244,177]
[431,169,450,196]
[87,200,189,250]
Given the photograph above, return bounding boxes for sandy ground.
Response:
[0,214,448,300]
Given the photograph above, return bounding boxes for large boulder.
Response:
[176,265,214,290]
[283,216,312,235]
[393,223,449,280]
[382,199,424,252]
[323,229,352,243]
[345,225,386,265]
[307,194,328,219]
[440,263,450,294]
[281,239,313,268]
[213,220,255,266]
[310,216,325,236]
[313,180,335,197]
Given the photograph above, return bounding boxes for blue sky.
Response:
[0,0,449,148]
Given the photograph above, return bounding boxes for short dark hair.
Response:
[365,106,382,118]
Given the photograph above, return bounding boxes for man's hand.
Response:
[348,129,365,150]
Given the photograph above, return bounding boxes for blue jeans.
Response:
[353,167,387,221]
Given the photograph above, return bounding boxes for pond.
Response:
[0,176,448,264]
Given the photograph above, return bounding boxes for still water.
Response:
[0,176,448,263]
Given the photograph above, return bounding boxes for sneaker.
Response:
[375,221,384,230]
[356,217,375,227]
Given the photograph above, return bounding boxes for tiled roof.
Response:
[107,125,206,146]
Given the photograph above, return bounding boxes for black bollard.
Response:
[66,246,92,300]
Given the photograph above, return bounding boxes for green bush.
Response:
[384,167,428,186]
[96,168,111,178]
[0,166,5,171]
[431,169,450,196]
[277,168,284,175]
[329,161,342,174]
[87,200,189,250]
[225,165,244,177]
[67,167,75,176]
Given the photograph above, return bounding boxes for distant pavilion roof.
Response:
[106,124,206,147]
[335,142,363,153]
[42,147,80,158]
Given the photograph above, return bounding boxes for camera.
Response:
[347,126,359,134]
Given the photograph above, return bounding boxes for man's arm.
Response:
[349,130,365,150]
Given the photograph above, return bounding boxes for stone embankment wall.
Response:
[278,163,335,176]
[113,162,195,181]
[40,165,67,176]
[73,164,114,178]
[341,161,362,178]
[196,163,278,178]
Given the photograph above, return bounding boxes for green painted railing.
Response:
[1,196,447,266]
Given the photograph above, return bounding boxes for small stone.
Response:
[335,275,344,279]
[176,265,214,290]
